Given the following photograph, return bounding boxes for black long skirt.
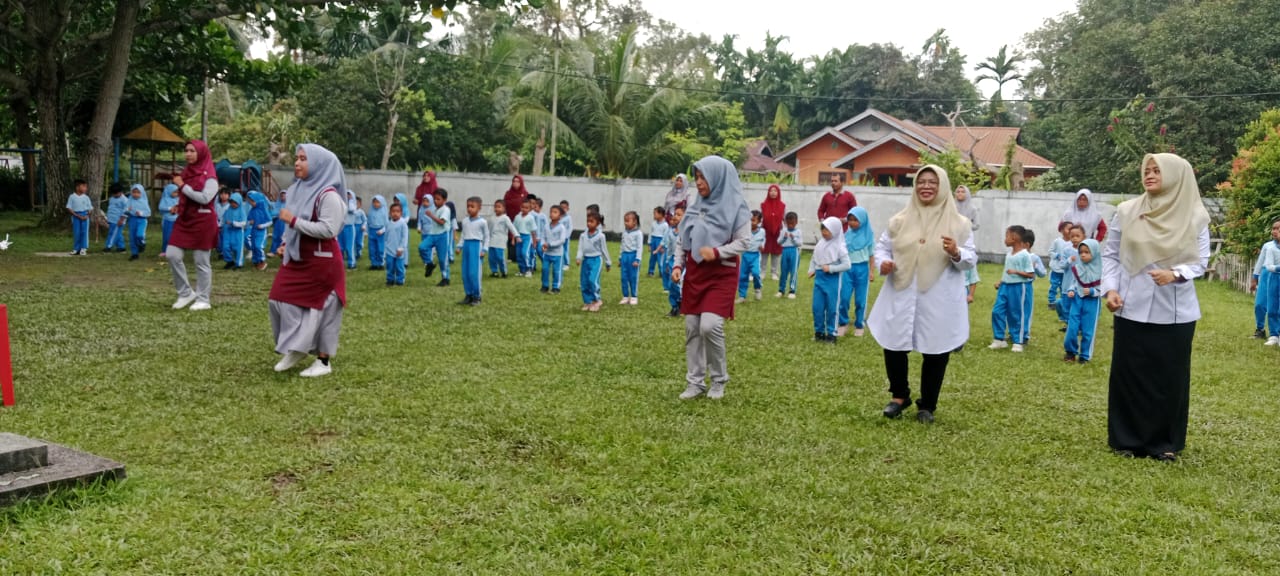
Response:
[1107,316,1196,456]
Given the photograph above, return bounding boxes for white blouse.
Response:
[867,231,977,354]
[1100,215,1210,325]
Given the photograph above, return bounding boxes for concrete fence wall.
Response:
[271,168,1138,258]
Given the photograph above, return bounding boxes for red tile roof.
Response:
[741,140,794,174]
[920,126,1055,169]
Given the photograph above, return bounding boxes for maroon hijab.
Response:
[761,184,786,255]
[178,140,216,206]
[414,171,438,207]
[503,175,529,221]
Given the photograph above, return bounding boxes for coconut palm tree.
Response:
[975,45,1025,126]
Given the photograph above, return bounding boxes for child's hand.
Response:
[1082,287,1090,297]
[966,294,974,304]
[480,252,485,259]
[1067,290,1076,298]
[378,229,384,236]
[397,248,404,256]
[822,265,830,273]
[632,261,639,268]
[995,282,1002,289]
[576,259,583,265]
[808,271,815,279]
[1006,268,1015,275]
[606,265,611,272]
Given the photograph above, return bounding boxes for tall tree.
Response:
[974,44,1025,126]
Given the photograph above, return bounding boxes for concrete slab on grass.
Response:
[0,432,49,474]
[0,439,125,504]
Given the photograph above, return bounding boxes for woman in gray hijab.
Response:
[954,185,979,230]
[663,173,690,224]
[268,143,349,378]
[671,157,752,400]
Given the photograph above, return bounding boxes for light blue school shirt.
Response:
[1001,250,1036,284]
[543,220,568,256]
[489,214,515,247]
[422,204,451,235]
[126,195,151,218]
[576,230,612,267]
[460,216,489,250]
[106,195,128,221]
[66,193,92,213]
[1255,240,1280,275]
[650,220,670,242]
[384,218,409,257]
[354,209,367,228]
[778,227,801,249]
[513,213,537,236]
[1049,238,1072,272]
[746,227,765,253]
[620,228,644,253]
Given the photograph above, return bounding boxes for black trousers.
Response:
[884,349,951,412]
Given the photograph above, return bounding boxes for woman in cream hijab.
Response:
[1102,153,1210,463]
[866,165,977,423]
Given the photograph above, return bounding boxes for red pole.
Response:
[0,304,13,406]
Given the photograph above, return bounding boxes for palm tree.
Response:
[975,45,1025,126]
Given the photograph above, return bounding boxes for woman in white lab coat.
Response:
[1102,153,1210,463]
[867,165,977,423]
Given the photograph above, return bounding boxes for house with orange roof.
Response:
[773,109,1055,187]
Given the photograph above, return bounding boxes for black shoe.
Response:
[468,297,481,306]
[436,278,450,287]
[916,410,935,424]
[541,286,550,293]
[1063,353,1076,362]
[1077,358,1089,366]
[667,306,680,317]
[129,254,139,261]
[1254,329,1266,339]
[1058,326,1067,332]
[1112,449,1137,458]
[1154,452,1178,463]
[223,262,234,270]
[386,281,393,286]
[815,331,823,341]
[501,273,508,278]
[883,399,910,419]
[458,296,473,305]
[115,248,126,253]
[551,288,560,294]
[425,262,435,277]
[101,248,112,253]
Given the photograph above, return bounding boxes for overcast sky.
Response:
[632,0,1080,95]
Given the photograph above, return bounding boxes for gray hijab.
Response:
[954,185,979,230]
[680,156,750,263]
[283,143,345,263]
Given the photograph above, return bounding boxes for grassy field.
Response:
[1,211,1278,574]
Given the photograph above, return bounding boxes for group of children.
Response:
[66,180,154,260]
[1251,219,1280,344]
[988,221,1102,363]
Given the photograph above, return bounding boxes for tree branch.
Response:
[72,0,337,52]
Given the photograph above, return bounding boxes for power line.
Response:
[438,49,1280,106]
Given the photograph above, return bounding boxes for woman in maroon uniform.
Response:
[270,144,349,378]
[166,139,220,311]
[672,156,751,401]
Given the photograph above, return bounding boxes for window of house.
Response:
[818,172,843,185]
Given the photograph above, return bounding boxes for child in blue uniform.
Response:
[541,205,567,293]
[65,179,92,255]
[1063,239,1103,364]
[384,203,409,286]
[420,189,452,285]
[158,183,180,255]
[1252,220,1280,343]
[809,217,852,343]
[340,190,358,270]
[1048,221,1072,325]
[487,200,516,278]
[776,212,801,299]
[214,188,231,261]
[619,211,643,305]
[737,210,765,302]
[648,207,669,277]
[354,197,367,264]
[126,184,151,260]
[393,193,410,265]
[221,192,247,269]
[269,190,287,255]
[246,191,272,270]
[457,196,489,305]
[104,182,128,253]
[576,211,611,311]
[839,207,875,337]
[663,206,685,317]
[366,195,388,270]
[989,225,1036,352]
[512,199,537,276]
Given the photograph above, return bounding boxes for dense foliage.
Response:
[1220,109,1280,257]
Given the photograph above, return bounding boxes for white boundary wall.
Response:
[272,168,1134,258]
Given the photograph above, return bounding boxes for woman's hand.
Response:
[698,246,716,261]
[671,267,682,283]
[941,235,959,259]
[1105,290,1124,312]
[1148,269,1176,286]
[879,261,895,276]
[172,176,184,188]
[276,245,286,257]
[278,208,293,224]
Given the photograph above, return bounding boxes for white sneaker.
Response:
[775,292,783,298]
[172,294,197,309]
[630,297,638,305]
[988,340,1009,350]
[619,298,630,305]
[787,293,796,299]
[274,351,308,372]
[854,328,865,337]
[754,289,762,300]
[189,301,211,311]
[707,382,725,400]
[735,297,747,303]
[299,358,332,377]
[771,273,779,281]
[679,385,705,400]
[1266,336,1279,346]
[1011,344,1024,353]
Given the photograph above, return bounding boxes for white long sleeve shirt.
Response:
[866,231,977,354]
[1100,215,1210,325]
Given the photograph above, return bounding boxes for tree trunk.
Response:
[79,0,141,203]
[33,59,71,220]
[380,105,399,170]
[9,99,38,210]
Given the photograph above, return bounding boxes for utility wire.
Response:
[438,49,1280,106]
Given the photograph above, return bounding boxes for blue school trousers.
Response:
[386,254,405,285]
[249,226,267,265]
[367,227,385,268]
[840,261,870,329]
[355,227,364,262]
[1256,271,1275,332]
[70,212,89,252]
[270,218,286,254]
[992,281,1030,344]
[812,270,841,336]
[542,254,563,290]
[419,232,450,278]
[161,219,175,253]
[580,255,602,304]
[128,217,148,256]
[488,246,507,275]
[620,251,639,298]
[1024,281,1038,334]
[647,236,664,275]
[1048,271,1066,321]
[738,251,762,297]
[661,253,674,293]
[1265,271,1280,337]
[668,273,682,310]
[106,221,126,251]
[222,228,245,266]
[339,223,357,269]
[461,239,482,298]
[1064,295,1102,360]
[778,246,799,294]
[516,234,532,274]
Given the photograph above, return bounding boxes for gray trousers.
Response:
[166,246,212,304]
[685,312,727,390]
[764,252,780,276]
[270,292,344,357]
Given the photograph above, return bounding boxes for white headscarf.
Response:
[1117,153,1210,275]
[282,143,345,263]
[813,217,846,267]
[1062,188,1103,239]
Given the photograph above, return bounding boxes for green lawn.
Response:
[0,211,1277,574]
